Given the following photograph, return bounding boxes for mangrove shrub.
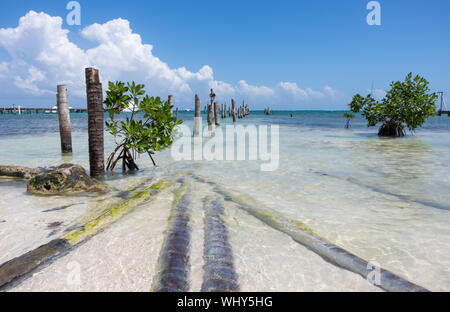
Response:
[349,73,437,137]
[343,113,355,129]
[104,81,182,171]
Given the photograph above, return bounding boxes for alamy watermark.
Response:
[367,1,381,26]
[171,120,280,172]
[66,261,81,286]
[66,1,81,26]
[367,261,381,286]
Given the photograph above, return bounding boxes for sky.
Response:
[0,0,448,110]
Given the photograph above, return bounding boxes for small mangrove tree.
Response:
[349,73,437,137]
[343,113,355,129]
[104,81,182,171]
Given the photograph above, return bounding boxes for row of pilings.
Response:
[202,94,250,131]
[5,73,251,178]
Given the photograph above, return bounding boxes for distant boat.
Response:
[44,106,73,114]
[44,106,57,114]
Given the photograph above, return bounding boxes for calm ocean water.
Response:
[1,110,449,136]
[0,111,449,291]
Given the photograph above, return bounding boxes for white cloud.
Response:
[14,66,53,95]
[238,80,275,98]
[0,11,88,97]
[324,85,338,97]
[0,11,340,108]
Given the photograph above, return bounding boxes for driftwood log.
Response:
[0,164,106,195]
[0,166,45,180]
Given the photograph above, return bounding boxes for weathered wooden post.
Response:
[168,95,174,117]
[56,85,72,154]
[85,68,104,178]
[231,99,236,122]
[207,104,213,127]
[194,94,201,137]
[214,102,220,126]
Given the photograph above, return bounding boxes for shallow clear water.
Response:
[0,111,449,291]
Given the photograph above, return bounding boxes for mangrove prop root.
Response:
[187,173,429,292]
[0,178,174,290]
[378,122,406,137]
[107,142,139,172]
[153,188,192,292]
[201,197,239,292]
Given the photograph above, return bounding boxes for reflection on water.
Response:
[0,111,449,291]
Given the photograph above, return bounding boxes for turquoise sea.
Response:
[0,111,449,291]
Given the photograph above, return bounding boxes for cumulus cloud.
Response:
[14,66,54,95]
[0,11,340,108]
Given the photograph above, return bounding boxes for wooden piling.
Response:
[214,102,220,126]
[168,95,174,117]
[85,68,104,178]
[56,85,73,154]
[194,94,201,137]
[231,99,236,123]
[207,104,213,127]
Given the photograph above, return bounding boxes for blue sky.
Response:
[0,0,448,109]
